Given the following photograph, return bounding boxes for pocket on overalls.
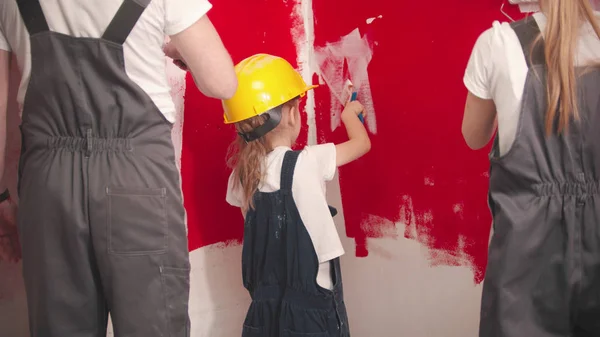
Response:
[282,330,329,337]
[242,325,264,337]
[160,266,191,337]
[280,304,331,337]
[107,187,168,255]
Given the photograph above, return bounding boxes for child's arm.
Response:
[335,101,371,167]
[225,172,246,219]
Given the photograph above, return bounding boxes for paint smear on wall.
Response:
[179,0,526,285]
[290,0,318,145]
[311,1,526,283]
[314,27,377,134]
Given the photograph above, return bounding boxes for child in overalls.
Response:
[224,54,371,337]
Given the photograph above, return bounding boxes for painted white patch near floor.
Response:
[179,174,484,337]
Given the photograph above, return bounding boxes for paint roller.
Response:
[341,79,364,123]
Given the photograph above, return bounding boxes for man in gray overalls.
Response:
[481,17,600,336]
[3,0,235,336]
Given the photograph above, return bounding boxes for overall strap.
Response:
[510,16,545,67]
[16,0,49,36]
[102,0,152,45]
[280,151,301,194]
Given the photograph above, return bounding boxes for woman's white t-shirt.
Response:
[464,12,600,155]
[0,0,212,122]
[226,143,345,290]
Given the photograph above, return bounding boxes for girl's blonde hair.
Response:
[227,98,299,211]
[539,0,600,134]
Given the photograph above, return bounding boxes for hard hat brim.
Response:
[223,84,319,124]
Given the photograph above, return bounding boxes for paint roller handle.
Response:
[350,92,365,123]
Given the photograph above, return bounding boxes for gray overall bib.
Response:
[241,151,350,337]
[16,1,190,336]
[480,17,600,337]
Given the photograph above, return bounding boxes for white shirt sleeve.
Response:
[164,0,213,36]
[302,143,337,182]
[293,145,345,263]
[464,28,493,100]
[0,25,11,51]
[225,171,243,208]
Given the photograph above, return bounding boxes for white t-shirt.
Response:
[0,0,212,122]
[226,144,345,290]
[464,12,600,155]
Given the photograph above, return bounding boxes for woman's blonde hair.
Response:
[539,0,600,134]
[226,99,299,211]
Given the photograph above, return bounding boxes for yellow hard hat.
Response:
[223,54,318,124]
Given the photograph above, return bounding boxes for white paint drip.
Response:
[291,0,318,145]
[397,195,476,272]
[366,15,383,24]
[314,28,377,134]
[452,203,464,214]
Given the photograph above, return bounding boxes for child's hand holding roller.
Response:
[342,101,366,121]
[336,100,371,167]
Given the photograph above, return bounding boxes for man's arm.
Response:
[168,16,237,99]
[0,50,9,187]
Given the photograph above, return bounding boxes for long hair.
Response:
[226,99,298,211]
[539,0,600,134]
[226,114,270,212]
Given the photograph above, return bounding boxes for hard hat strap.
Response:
[238,109,282,143]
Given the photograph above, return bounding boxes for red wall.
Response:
[182,0,525,284]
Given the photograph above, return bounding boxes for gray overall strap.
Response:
[510,16,545,67]
[490,16,546,158]
[16,0,49,35]
[280,151,301,193]
[102,0,152,44]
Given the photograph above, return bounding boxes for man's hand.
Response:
[0,198,20,263]
[169,15,237,99]
[163,42,188,71]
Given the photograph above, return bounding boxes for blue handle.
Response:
[350,92,364,123]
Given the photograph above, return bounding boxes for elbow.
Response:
[363,137,372,154]
[359,136,372,156]
[202,75,238,100]
[219,75,238,99]
[462,132,487,151]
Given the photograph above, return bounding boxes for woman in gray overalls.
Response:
[462,1,600,336]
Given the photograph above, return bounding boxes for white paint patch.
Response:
[366,15,383,24]
[314,28,377,134]
[424,176,435,186]
[324,176,483,337]
[291,0,317,145]
[453,203,464,214]
[188,243,249,337]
